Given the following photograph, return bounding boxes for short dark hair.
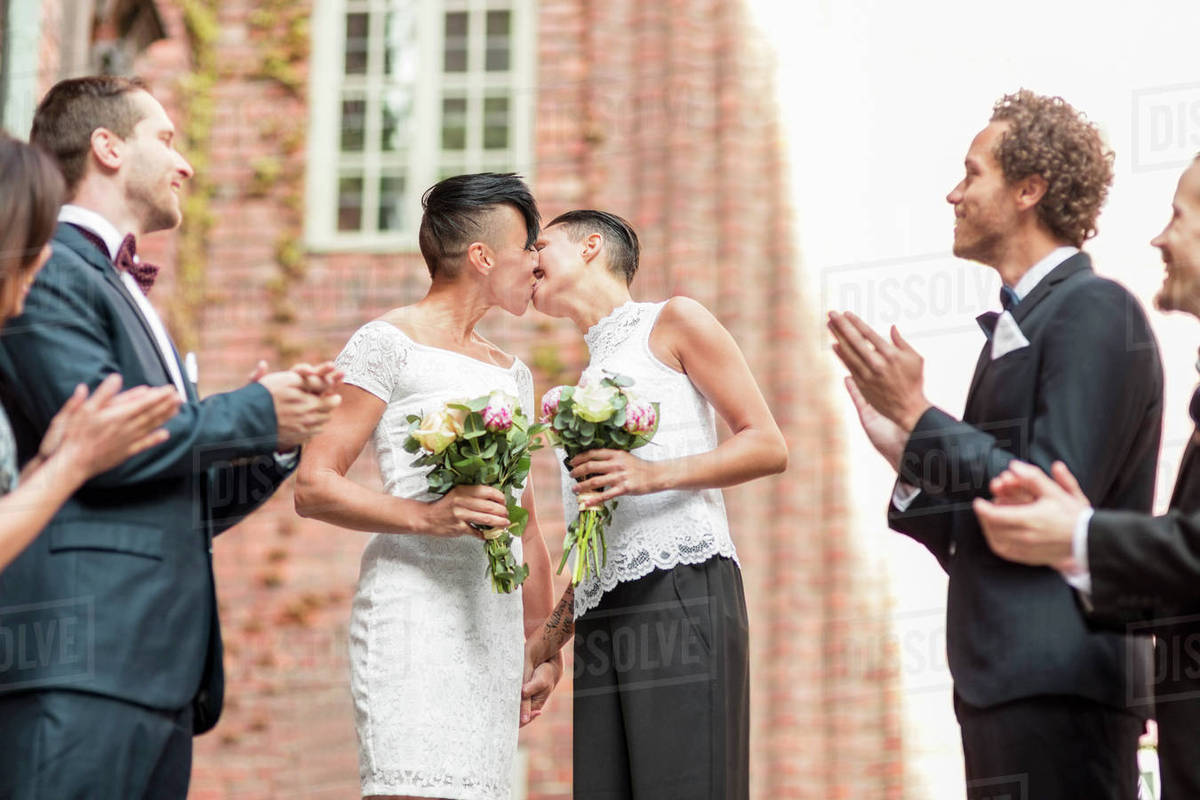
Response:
[989,89,1114,247]
[0,132,65,314]
[417,173,540,279]
[548,210,640,285]
[30,75,149,194]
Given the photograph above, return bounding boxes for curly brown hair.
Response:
[990,89,1114,247]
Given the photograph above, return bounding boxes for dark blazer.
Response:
[0,223,294,733]
[889,252,1161,712]
[1088,398,1200,799]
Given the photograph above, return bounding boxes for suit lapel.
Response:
[55,225,178,383]
[962,252,1094,418]
[1010,252,1092,326]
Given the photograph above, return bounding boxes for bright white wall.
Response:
[745,1,1200,796]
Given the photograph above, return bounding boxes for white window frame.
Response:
[306,0,536,252]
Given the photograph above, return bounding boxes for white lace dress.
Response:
[334,320,535,799]
[564,300,738,617]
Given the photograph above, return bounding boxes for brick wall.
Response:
[31,0,907,796]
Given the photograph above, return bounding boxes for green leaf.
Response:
[508,504,530,537]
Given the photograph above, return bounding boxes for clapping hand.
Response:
[973,460,1089,570]
[828,311,930,433]
[38,374,181,480]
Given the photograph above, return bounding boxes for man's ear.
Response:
[1014,174,1048,212]
[466,241,493,276]
[580,232,603,264]
[90,127,124,172]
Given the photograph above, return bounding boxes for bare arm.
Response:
[519,480,554,636]
[294,383,510,535]
[570,296,788,502]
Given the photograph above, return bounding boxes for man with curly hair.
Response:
[829,89,1162,799]
[975,153,1200,799]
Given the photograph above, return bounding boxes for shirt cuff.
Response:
[892,481,920,512]
[274,449,300,469]
[1059,508,1093,597]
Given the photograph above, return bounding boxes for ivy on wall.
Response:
[170,0,219,355]
[248,0,310,363]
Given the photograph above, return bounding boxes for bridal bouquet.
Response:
[542,373,660,585]
[404,392,546,593]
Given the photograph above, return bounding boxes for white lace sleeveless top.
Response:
[564,300,737,616]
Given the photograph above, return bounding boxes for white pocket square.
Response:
[990,311,1030,360]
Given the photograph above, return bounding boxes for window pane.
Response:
[340,97,366,152]
[337,175,364,231]
[378,173,406,231]
[383,2,417,80]
[483,95,509,150]
[442,96,467,151]
[344,12,369,75]
[381,90,412,152]
[485,10,510,71]
[443,12,468,72]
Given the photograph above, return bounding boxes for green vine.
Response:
[248,0,311,363]
[170,0,220,354]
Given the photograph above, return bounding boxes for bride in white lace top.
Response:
[519,211,788,751]
[295,175,554,800]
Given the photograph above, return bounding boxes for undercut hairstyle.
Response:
[547,210,640,285]
[0,132,65,293]
[418,172,540,279]
[30,75,149,194]
[989,89,1114,247]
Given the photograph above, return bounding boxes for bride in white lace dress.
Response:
[295,175,555,800]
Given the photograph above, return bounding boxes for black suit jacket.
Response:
[889,253,1161,712]
[1088,402,1200,799]
[0,223,293,733]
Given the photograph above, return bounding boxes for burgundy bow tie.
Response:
[114,234,159,295]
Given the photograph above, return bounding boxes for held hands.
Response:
[252,360,345,451]
[973,460,1089,570]
[39,374,181,481]
[421,485,511,539]
[828,311,930,433]
[569,450,661,507]
[520,641,563,727]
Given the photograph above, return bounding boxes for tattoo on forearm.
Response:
[541,585,575,653]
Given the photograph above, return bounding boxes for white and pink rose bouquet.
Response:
[405,391,547,593]
[541,373,660,585]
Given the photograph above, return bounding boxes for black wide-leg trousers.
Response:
[572,556,749,800]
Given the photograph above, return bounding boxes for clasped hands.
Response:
[520,637,563,728]
[974,460,1090,572]
[249,360,345,451]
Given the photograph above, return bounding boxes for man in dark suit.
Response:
[975,154,1200,799]
[829,89,1163,799]
[0,76,340,799]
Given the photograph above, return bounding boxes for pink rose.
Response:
[482,391,516,432]
[623,399,657,435]
[541,385,568,423]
